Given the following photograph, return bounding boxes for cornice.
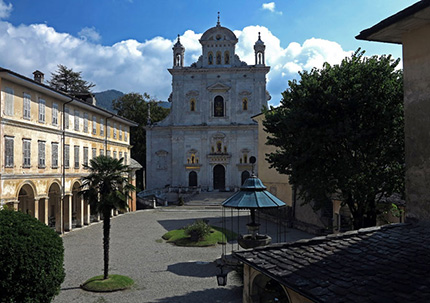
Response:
[168,66,270,75]
[148,123,258,132]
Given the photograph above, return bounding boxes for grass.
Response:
[162,225,237,247]
[81,274,134,292]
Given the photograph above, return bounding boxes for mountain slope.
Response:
[94,89,124,112]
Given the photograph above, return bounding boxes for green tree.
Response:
[112,93,170,189]
[80,156,135,279]
[264,50,404,230]
[0,209,65,303]
[48,64,95,93]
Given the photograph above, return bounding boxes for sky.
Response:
[0,0,418,106]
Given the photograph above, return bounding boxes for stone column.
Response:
[7,201,19,211]
[83,199,91,225]
[63,194,72,232]
[33,198,39,220]
[75,195,84,227]
[55,196,63,234]
[38,198,49,225]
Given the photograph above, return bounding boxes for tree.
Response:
[112,93,170,189]
[264,50,404,230]
[48,64,95,93]
[0,209,65,302]
[80,156,135,280]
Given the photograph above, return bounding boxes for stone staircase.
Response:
[184,191,235,207]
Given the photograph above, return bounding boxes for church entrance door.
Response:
[189,171,198,187]
[241,170,250,185]
[213,164,225,190]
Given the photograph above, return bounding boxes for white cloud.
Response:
[0,0,12,19]
[262,2,282,15]
[262,2,275,12]
[0,17,352,106]
[78,27,101,42]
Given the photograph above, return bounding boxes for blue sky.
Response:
[0,0,417,105]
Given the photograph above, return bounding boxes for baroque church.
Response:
[146,18,270,191]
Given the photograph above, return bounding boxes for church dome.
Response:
[200,25,238,43]
[200,13,238,43]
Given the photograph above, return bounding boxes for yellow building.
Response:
[0,68,137,233]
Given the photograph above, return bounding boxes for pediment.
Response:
[239,90,252,96]
[186,90,199,97]
[207,82,231,92]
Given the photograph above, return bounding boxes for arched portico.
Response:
[18,184,36,218]
[48,182,62,233]
[251,273,290,303]
[72,181,90,227]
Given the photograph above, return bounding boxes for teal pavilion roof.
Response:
[222,176,286,209]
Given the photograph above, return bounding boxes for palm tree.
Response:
[80,155,135,280]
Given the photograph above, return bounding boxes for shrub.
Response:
[0,209,65,303]
[184,220,212,241]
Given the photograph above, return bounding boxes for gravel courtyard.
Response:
[52,208,312,303]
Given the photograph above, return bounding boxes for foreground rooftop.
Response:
[234,223,430,302]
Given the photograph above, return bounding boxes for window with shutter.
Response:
[52,143,59,168]
[23,139,31,167]
[38,141,45,168]
[65,145,70,168]
[5,88,14,116]
[5,136,14,167]
[52,103,58,126]
[39,99,46,122]
[23,93,31,119]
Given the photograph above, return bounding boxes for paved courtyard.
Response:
[53,207,312,303]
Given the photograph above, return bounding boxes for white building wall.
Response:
[146,23,269,191]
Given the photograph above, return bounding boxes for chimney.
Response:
[33,70,44,83]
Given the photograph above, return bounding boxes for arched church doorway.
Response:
[241,170,250,185]
[18,184,35,217]
[189,171,198,187]
[251,274,290,303]
[213,164,225,190]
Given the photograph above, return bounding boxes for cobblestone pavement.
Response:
[52,207,312,303]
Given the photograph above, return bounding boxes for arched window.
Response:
[214,95,224,117]
[242,98,248,110]
[224,51,230,64]
[216,51,222,65]
[190,99,196,112]
[257,52,263,65]
[208,52,214,65]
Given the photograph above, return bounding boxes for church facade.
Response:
[146,20,270,191]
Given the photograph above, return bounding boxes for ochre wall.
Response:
[402,23,430,222]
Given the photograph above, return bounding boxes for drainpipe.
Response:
[62,98,74,234]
